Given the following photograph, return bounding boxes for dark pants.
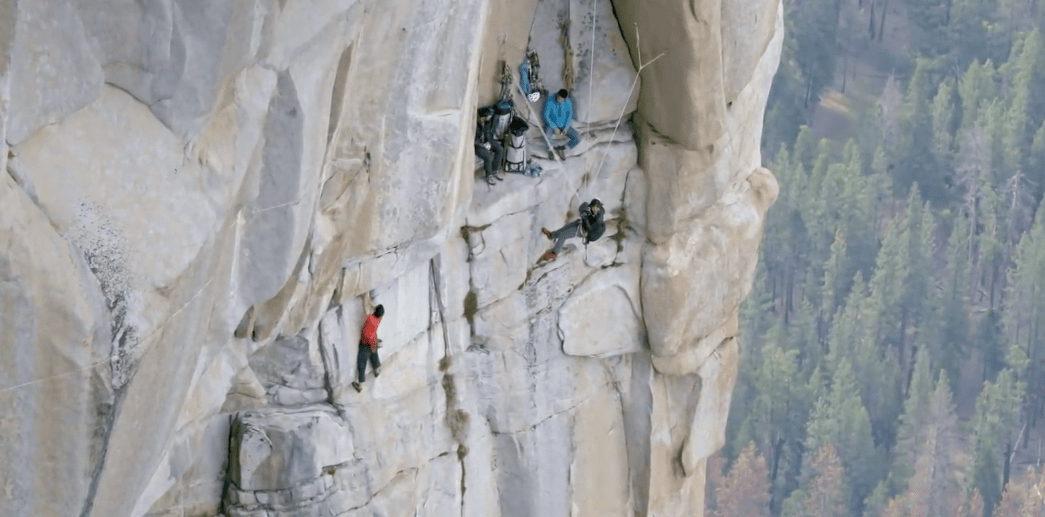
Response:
[549,220,581,254]
[475,141,505,178]
[356,342,380,383]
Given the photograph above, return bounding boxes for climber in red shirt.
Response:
[352,303,384,393]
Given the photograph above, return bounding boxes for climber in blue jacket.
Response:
[542,89,581,152]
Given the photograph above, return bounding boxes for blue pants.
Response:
[356,342,380,383]
[545,126,581,149]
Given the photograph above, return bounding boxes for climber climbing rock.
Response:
[474,106,506,185]
[352,301,384,393]
[542,88,581,158]
[540,198,605,263]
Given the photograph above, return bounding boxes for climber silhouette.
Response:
[353,298,384,393]
[540,198,605,263]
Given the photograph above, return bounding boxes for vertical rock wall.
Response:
[0,0,780,516]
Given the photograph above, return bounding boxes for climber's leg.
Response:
[551,220,581,255]
[356,342,369,384]
[491,140,506,180]
[369,347,381,377]
[476,145,497,184]
[565,126,581,149]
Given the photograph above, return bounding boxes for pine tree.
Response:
[897,61,945,201]
[959,489,984,517]
[705,453,726,513]
[763,31,809,152]
[804,362,882,515]
[733,338,809,505]
[821,229,849,330]
[788,298,822,371]
[907,0,951,56]
[794,126,817,170]
[852,304,902,448]
[890,347,935,493]
[867,214,909,358]
[956,123,994,299]
[880,76,905,161]
[966,369,1023,516]
[1003,199,1045,432]
[740,253,775,353]
[976,184,1005,307]
[839,143,881,280]
[713,443,771,517]
[973,309,1006,382]
[761,148,810,321]
[791,0,838,107]
[1000,170,1036,258]
[957,60,998,138]
[901,372,963,517]
[901,188,936,353]
[1026,120,1045,200]
[786,444,849,517]
[992,464,1045,517]
[931,214,971,391]
[931,79,957,176]
[948,0,998,70]
[861,480,890,517]
[826,272,870,366]
[1001,30,1045,174]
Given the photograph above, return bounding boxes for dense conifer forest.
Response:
[709,0,1045,514]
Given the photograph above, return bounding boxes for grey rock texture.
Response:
[0,0,781,516]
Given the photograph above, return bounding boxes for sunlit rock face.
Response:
[0,0,780,515]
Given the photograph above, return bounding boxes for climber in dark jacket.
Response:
[540,198,606,261]
[542,89,581,151]
[353,302,384,393]
[475,106,505,185]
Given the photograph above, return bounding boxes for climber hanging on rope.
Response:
[543,89,581,159]
[539,198,605,263]
[352,294,384,393]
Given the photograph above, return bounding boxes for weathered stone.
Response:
[0,173,111,517]
[613,0,727,151]
[0,1,782,516]
[559,265,643,358]
[5,0,103,145]
[681,338,739,475]
[641,166,778,364]
[249,334,325,394]
[230,409,354,492]
[569,0,640,126]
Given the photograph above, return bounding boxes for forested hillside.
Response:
[710,0,1045,513]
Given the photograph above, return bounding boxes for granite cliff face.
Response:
[0,0,781,515]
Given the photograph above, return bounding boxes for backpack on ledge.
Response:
[504,118,530,173]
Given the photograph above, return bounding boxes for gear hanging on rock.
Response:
[499,60,513,103]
